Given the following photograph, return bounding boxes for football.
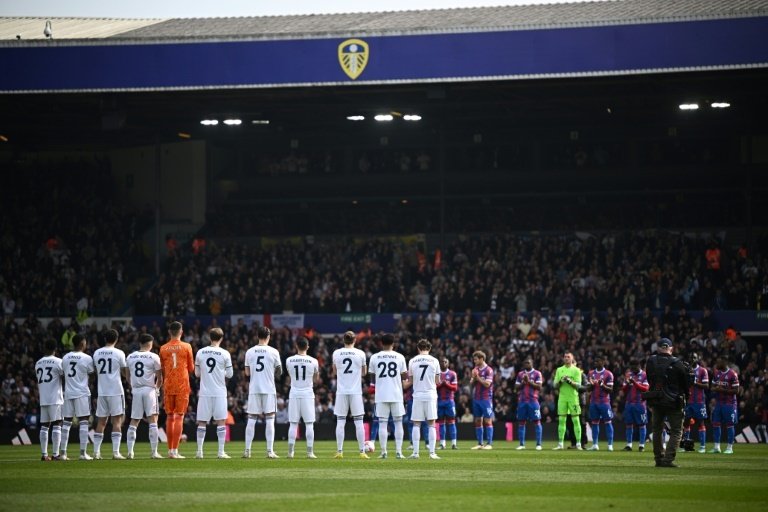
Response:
[364,440,375,453]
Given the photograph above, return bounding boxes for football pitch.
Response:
[1,442,766,511]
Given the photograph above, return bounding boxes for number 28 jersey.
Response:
[369,350,407,403]
[127,350,162,390]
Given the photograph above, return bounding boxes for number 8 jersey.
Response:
[369,350,407,403]
[127,350,162,390]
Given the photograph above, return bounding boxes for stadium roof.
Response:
[2,0,767,41]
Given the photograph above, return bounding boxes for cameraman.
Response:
[645,338,689,468]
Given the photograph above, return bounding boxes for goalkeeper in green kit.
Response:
[553,352,583,450]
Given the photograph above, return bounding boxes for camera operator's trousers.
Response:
[650,404,684,463]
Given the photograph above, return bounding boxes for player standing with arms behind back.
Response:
[368,333,408,459]
[332,331,369,459]
[408,339,441,459]
[285,336,320,459]
[683,353,709,453]
[553,351,583,450]
[437,357,458,450]
[35,339,64,460]
[194,327,233,459]
[470,351,494,450]
[61,333,96,460]
[126,333,163,459]
[159,321,194,459]
[92,329,128,460]
[243,326,283,459]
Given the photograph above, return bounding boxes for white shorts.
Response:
[63,396,91,418]
[411,400,438,422]
[247,393,276,415]
[288,396,316,423]
[197,396,228,422]
[376,401,405,419]
[334,394,364,417]
[40,404,62,424]
[131,388,159,419]
[96,396,125,417]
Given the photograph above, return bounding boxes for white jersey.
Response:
[408,354,440,400]
[369,350,407,403]
[93,345,127,397]
[196,345,233,397]
[245,344,282,394]
[35,355,64,406]
[62,351,95,399]
[126,350,162,390]
[286,354,319,399]
[332,347,367,395]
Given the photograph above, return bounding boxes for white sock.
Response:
[412,425,421,455]
[197,426,206,454]
[354,419,366,452]
[79,421,89,455]
[40,426,49,456]
[394,419,404,454]
[52,425,61,456]
[265,416,275,453]
[148,423,158,454]
[288,423,298,455]
[61,421,72,454]
[111,432,122,455]
[336,418,346,452]
[127,425,137,454]
[378,417,389,453]
[216,426,226,455]
[428,425,436,454]
[305,423,315,452]
[245,418,256,451]
[93,432,104,455]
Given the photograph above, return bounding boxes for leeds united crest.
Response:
[338,39,369,80]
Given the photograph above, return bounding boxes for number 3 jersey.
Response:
[245,344,282,395]
[286,354,319,398]
[62,350,95,399]
[93,346,128,397]
[127,350,162,390]
[332,347,367,395]
[369,350,407,403]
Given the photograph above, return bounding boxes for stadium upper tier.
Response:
[2,0,767,41]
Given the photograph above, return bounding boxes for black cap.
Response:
[657,338,672,349]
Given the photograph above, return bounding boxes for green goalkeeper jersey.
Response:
[554,365,582,402]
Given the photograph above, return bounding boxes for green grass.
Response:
[1,441,767,511]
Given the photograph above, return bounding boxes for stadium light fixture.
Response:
[346,115,365,121]
[678,103,699,111]
[403,115,422,121]
[251,119,270,125]
[401,199,408,204]
[374,114,394,122]
[0,135,8,142]
[177,132,191,139]
[200,119,219,126]
[223,119,242,126]
[711,102,731,109]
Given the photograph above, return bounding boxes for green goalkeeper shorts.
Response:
[558,399,581,416]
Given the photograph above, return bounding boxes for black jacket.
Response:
[645,352,690,403]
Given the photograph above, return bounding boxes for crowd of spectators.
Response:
[0,163,152,319]
[139,231,768,317]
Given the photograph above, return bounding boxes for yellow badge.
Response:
[338,39,369,80]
